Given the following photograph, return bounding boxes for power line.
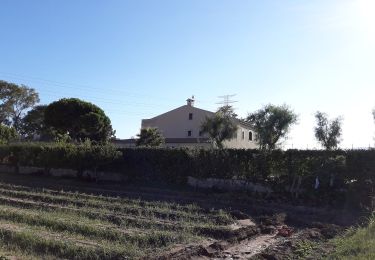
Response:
[0,71,214,113]
[38,89,171,109]
[216,94,238,106]
[0,72,194,108]
[0,71,214,116]
[0,71,177,103]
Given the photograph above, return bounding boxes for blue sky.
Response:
[0,0,374,148]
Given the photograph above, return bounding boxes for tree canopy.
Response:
[314,111,342,150]
[200,106,238,149]
[44,98,114,142]
[0,80,40,132]
[246,104,297,150]
[136,128,165,147]
[216,105,238,118]
[20,105,51,140]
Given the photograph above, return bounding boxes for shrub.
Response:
[0,124,18,144]
[0,143,374,210]
[0,142,121,178]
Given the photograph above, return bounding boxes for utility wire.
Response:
[0,71,216,112]
[0,71,212,106]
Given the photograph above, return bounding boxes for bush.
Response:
[0,143,374,210]
[0,142,121,178]
[0,124,18,144]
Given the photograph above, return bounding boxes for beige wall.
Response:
[141,104,259,149]
[142,105,213,138]
[223,125,258,149]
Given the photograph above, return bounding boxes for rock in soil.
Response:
[277,225,294,237]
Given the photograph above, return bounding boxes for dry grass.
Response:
[0,179,235,259]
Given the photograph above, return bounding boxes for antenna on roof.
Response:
[216,94,238,106]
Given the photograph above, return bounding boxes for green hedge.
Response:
[0,142,121,174]
[0,143,374,210]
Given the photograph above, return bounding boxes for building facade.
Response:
[137,97,258,149]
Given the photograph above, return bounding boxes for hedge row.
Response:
[0,142,121,173]
[0,143,374,209]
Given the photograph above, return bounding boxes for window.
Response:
[242,131,245,140]
[188,113,193,120]
[199,130,203,137]
[187,130,192,137]
[249,131,253,141]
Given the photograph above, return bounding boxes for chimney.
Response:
[186,95,195,106]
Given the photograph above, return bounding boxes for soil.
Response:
[0,173,358,259]
[155,220,343,259]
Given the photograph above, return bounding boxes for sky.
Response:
[0,0,374,149]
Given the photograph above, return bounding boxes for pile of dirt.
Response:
[155,225,260,259]
[252,223,344,260]
[157,211,345,259]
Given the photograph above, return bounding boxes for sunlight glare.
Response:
[357,0,375,41]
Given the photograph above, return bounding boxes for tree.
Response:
[20,105,50,140]
[136,128,165,147]
[44,98,114,143]
[314,111,342,150]
[217,105,238,118]
[200,106,238,149]
[0,124,18,144]
[246,104,297,150]
[0,80,40,132]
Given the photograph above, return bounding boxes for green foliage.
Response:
[0,80,40,132]
[44,98,114,143]
[0,142,121,178]
[74,140,122,180]
[0,125,18,144]
[217,105,238,118]
[136,128,165,147]
[329,214,375,259]
[246,104,298,150]
[314,111,342,150]
[294,240,316,258]
[53,132,72,143]
[200,106,238,149]
[0,143,374,209]
[20,105,51,140]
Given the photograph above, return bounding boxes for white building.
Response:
[114,97,258,149]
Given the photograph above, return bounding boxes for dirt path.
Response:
[157,213,344,260]
[216,219,280,259]
[208,234,279,259]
